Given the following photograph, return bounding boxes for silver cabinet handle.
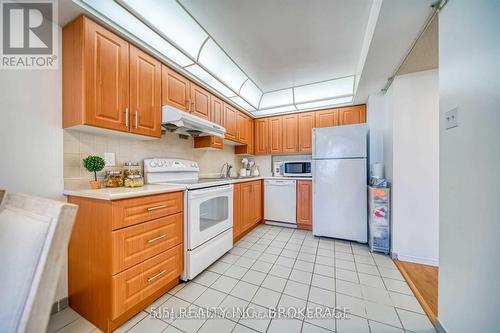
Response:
[147,270,166,283]
[134,111,138,128]
[125,108,129,127]
[147,234,166,243]
[147,204,167,211]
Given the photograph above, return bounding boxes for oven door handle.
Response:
[189,184,233,199]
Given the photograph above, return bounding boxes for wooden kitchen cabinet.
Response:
[296,180,312,230]
[63,16,162,138]
[315,108,339,128]
[237,112,250,144]
[339,105,366,125]
[282,114,298,153]
[298,112,315,153]
[210,96,224,126]
[234,116,254,155]
[193,136,224,149]
[67,192,184,333]
[190,83,211,120]
[129,46,162,137]
[233,180,263,242]
[269,116,283,154]
[224,103,238,141]
[63,16,129,132]
[254,118,270,155]
[161,65,191,112]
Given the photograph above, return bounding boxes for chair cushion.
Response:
[0,207,50,333]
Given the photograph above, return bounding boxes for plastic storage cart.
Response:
[368,186,390,254]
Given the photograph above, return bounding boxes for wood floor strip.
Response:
[394,259,438,325]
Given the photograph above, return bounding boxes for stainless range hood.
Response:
[162,105,226,138]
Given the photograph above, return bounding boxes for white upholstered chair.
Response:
[0,192,78,333]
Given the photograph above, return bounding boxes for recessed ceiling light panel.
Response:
[296,96,353,111]
[259,89,294,109]
[253,105,297,117]
[239,80,262,108]
[230,96,256,112]
[119,0,208,60]
[199,39,248,92]
[293,76,355,104]
[185,65,236,98]
[83,0,193,66]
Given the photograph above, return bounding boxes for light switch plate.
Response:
[445,108,458,130]
[104,152,116,167]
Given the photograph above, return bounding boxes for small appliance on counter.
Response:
[273,161,283,177]
[283,161,312,177]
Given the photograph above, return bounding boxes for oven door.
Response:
[187,184,233,250]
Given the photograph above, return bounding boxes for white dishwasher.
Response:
[264,179,297,225]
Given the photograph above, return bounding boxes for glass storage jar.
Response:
[123,161,142,178]
[104,170,123,188]
[124,174,144,188]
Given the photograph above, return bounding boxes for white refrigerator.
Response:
[312,124,368,242]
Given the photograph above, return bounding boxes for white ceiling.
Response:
[179,0,373,93]
[67,0,435,116]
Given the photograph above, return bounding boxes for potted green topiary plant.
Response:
[83,155,105,189]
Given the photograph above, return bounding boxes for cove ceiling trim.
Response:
[80,0,379,116]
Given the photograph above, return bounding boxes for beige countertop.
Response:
[63,184,186,201]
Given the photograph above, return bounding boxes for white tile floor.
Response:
[48,225,436,333]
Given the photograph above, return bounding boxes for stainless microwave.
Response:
[283,161,312,177]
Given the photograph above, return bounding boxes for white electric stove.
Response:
[144,158,233,280]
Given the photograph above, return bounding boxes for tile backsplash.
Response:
[63,129,241,186]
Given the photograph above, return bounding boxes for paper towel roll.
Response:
[371,163,385,179]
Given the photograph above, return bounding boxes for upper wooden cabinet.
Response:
[63,16,160,137]
[190,84,210,120]
[282,114,298,153]
[254,118,269,155]
[339,105,366,125]
[315,109,339,128]
[269,117,283,154]
[223,103,238,141]
[161,65,190,112]
[237,112,250,144]
[129,46,161,137]
[296,180,312,230]
[210,96,224,126]
[298,112,315,153]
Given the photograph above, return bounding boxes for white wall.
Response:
[438,1,500,332]
[367,69,439,266]
[391,70,439,265]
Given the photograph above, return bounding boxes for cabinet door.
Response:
[210,96,224,126]
[296,180,312,230]
[247,117,254,154]
[315,109,338,128]
[223,103,238,141]
[241,182,254,232]
[269,116,283,154]
[190,84,210,120]
[129,46,161,137]
[161,65,190,112]
[339,105,366,125]
[252,181,262,224]
[282,114,298,153]
[298,112,315,153]
[84,19,129,131]
[237,112,249,144]
[233,184,242,242]
[254,118,269,155]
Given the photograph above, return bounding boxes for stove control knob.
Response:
[149,161,157,168]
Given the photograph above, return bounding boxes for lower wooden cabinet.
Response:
[296,180,312,230]
[233,180,263,242]
[67,192,184,333]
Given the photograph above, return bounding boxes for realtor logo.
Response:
[1,0,58,69]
